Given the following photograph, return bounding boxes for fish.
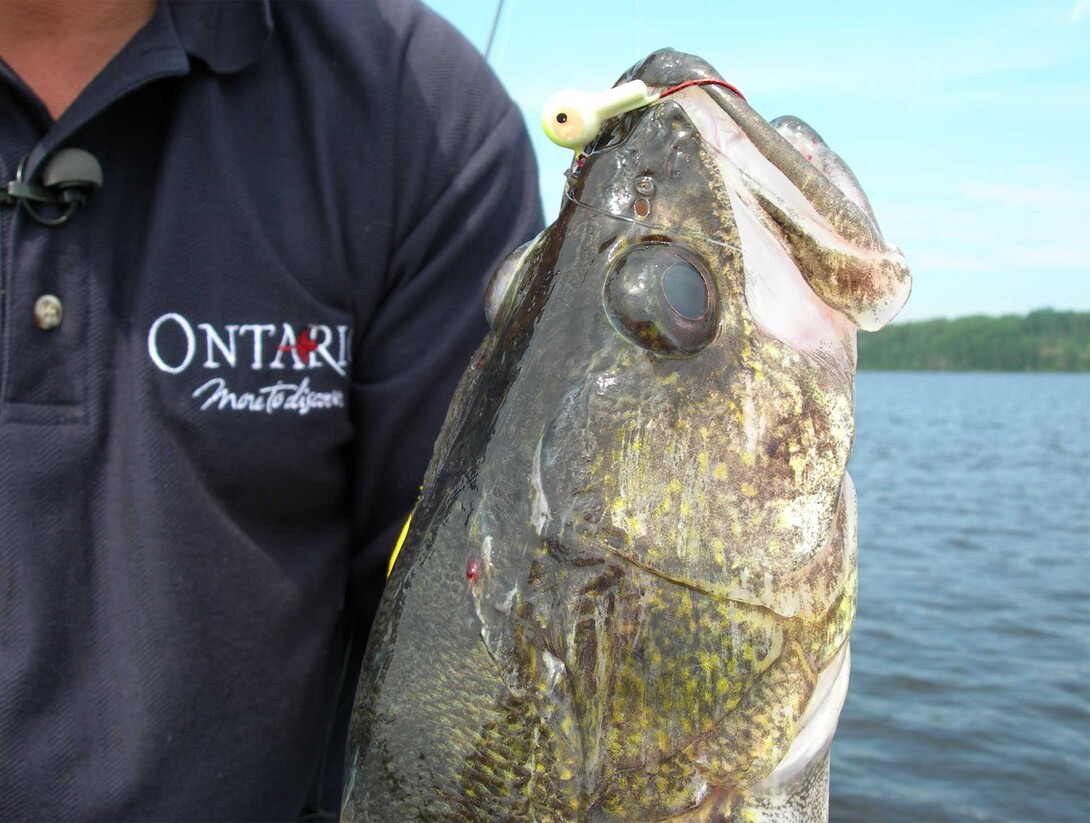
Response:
[341,48,911,822]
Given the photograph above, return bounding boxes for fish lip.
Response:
[618,51,752,148]
[614,48,741,146]
[620,48,727,90]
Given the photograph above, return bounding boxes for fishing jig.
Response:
[541,77,746,150]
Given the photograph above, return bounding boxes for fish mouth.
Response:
[620,48,737,97]
[611,48,892,259]
[568,49,878,360]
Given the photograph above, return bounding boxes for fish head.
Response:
[476,51,877,628]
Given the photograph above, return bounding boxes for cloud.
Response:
[1072,1,1090,23]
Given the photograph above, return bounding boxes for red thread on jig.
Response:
[659,78,746,102]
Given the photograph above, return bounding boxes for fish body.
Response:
[342,49,910,822]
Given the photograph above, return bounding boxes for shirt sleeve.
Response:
[346,4,544,633]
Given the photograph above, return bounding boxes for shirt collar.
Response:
[167,0,273,75]
[14,0,274,176]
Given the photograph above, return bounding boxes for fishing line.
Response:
[562,189,743,253]
[484,0,507,61]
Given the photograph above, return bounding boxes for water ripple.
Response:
[836,373,1090,823]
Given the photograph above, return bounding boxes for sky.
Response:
[425,0,1089,323]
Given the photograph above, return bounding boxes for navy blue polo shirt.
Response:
[0,1,542,818]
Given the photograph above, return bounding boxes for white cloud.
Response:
[1071,1,1090,23]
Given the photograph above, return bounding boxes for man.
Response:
[0,0,543,818]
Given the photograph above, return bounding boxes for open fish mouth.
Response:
[560,51,910,337]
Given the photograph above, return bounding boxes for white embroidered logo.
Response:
[192,377,345,415]
[147,313,351,414]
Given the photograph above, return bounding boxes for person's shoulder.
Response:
[270,0,507,117]
[271,0,477,69]
[282,0,433,32]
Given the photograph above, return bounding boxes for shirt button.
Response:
[34,294,64,330]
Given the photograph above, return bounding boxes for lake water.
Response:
[831,373,1090,822]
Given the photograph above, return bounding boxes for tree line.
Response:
[857,309,1090,371]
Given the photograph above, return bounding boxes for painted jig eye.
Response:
[485,231,544,328]
[603,244,719,356]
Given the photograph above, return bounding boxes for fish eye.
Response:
[603,244,719,356]
[485,231,544,328]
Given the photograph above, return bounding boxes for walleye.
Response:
[342,49,910,822]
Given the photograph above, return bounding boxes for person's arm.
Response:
[299,6,542,812]
[347,5,543,636]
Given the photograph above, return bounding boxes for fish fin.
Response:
[386,508,414,578]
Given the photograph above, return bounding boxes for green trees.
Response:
[857,309,1090,371]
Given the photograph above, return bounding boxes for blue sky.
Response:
[425,0,1089,323]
